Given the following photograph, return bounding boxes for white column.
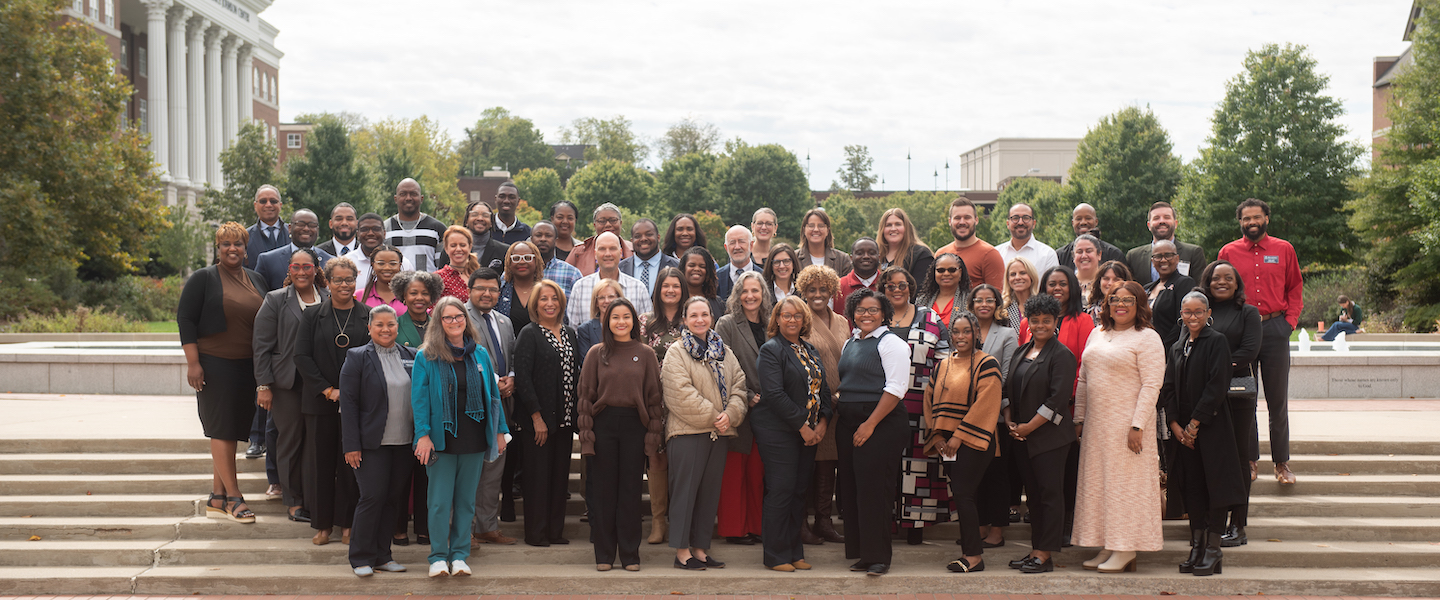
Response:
[141,0,171,183]
[187,16,208,188]
[237,43,253,124]
[221,35,238,151]
[166,5,191,188]
[205,26,224,188]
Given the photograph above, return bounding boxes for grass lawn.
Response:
[145,321,178,333]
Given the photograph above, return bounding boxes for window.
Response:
[89,0,97,20]
[138,98,147,131]
[138,46,146,76]
[271,77,277,102]
[72,0,82,13]
[120,40,128,70]
[270,125,277,140]
[252,68,258,95]
[104,0,113,26]
[287,133,301,148]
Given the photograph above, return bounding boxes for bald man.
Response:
[385,178,448,272]
[565,231,653,326]
[1055,203,1124,269]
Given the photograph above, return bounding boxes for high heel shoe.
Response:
[1082,549,1113,570]
[1097,550,1137,573]
[1179,529,1205,573]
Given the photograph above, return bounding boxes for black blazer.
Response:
[513,323,583,432]
[1210,302,1262,378]
[1004,339,1078,457]
[339,342,418,453]
[754,336,834,432]
[177,264,268,345]
[246,219,289,270]
[294,302,371,415]
[477,237,510,271]
[1146,274,1198,352]
[1126,241,1207,286]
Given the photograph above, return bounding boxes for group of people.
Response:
[177,177,1304,578]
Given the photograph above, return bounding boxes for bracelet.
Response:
[1131,426,1141,431]
[256,385,270,392]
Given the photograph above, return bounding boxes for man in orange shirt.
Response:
[935,197,1005,289]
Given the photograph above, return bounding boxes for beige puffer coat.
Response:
[661,338,748,441]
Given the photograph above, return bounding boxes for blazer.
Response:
[339,342,418,453]
[396,312,426,350]
[468,303,516,377]
[294,301,371,415]
[1004,338,1078,457]
[1210,301,1262,378]
[715,313,764,452]
[177,264,268,345]
[254,243,335,292]
[411,342,509,462]
[660,338,748,440]
[245,219,289,270]
[252,285,330,389]
[891,244,934,288]
[1056,237,1125,271]
[1146,274,1199,352]
[1125,241,1207,286]
[575,318,602,367]
[513,323,583,432]
[715,262,761,304]
[754,336,834,432]
[476,237,511,271]
[619,253,680,287]
[316,239,353,258]
[979,323,1020,383]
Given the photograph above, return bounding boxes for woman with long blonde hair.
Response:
[876,208,934,285]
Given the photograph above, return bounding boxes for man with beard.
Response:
[352,213,414,287]
[465,200,511,271]
[1219,198,1303,486]
[935,197,1005,288]
[384,178,447,273]
[317,203,359,258]
[530,221,582,298]
[1055,203,1124,269]
[245,185,288,270]
[835,237,882,313]
[565,202,634,276]
[1125,201,1207,285]
[254,209,335,291]
[996,202,1058,274]
[619,218,677,297]
[492,182,532,245]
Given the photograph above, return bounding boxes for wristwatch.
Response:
[256,385,270,392]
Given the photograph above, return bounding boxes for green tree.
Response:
[820,191,870,251]
[835,145,878,192]
[203,121,283,225]
[565,159,656,236]
[293,111,369,134]
[1348,0,1440,306]
[513,167,565,214]
[0,0,164,279]
[151,205,210,275]
[655,152,721,216]
[457,107,554,176]
[560,116,649,166]
[980,179,1070,248]
[1177,43,1363,267]
[714,144,812,241]
[353,116,462,221]
[657,116,720,162]
[1067,105,1183,251]
[284,119,368,236]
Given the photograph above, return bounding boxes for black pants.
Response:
[1178,445,1230,534]
[587,407,646,566]
[521,426,574,545]
[754,422,815,567]
[393,456,428,538]
[1252,317,1292,464]
[947,441,994,556]
[350,445,413,567]
[977,432,1014,527]
[1227,394,1257,528]
[270,382,306,508]
[836,401,908,566]
[1015,441,1069,552]
[501,427,523,518]
[1063,443,1079,535]
[302,412,358,531]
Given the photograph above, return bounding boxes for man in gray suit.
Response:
[1126,201,1207,285]
[618,218,677,298]
[465,267,518,545]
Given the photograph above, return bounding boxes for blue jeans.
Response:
[426,452,486,564]
[1320,321,1358,341]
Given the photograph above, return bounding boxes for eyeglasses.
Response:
[779,313,805,322]
[288,264,315,272]
[330,277,357,285]
[934,267,959,274]
[753,221,776,228]
[595,217,620,226]
[496,193,518,200]
[771,259,793,267]
[1108,296,1138,306]
[1006,215,1035,223]
[972,298,997,305]
[255,198,280,205]
[883,283,909,292]
[357,225,384,234]
[1181,310,1209,318]
[440,314,467,324]
[1152,252,1179,260]
[854,307,883,316]
[470,286,499,294]
[510,254,535,263]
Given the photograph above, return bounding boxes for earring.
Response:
[1207,317,1214,326]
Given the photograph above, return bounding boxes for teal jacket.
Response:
[411,342,510,463]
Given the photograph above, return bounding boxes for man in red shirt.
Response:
[1218,198,1303,486]
[836,237,882,315]
[936,196,1005,288]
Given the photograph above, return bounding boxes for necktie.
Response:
[338,244,349,256]
[485,313,507,375]
[640,260,651,290]
[266,226,276,246]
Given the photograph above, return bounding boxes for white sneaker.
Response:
[428,561,449,577]
[450,559,472,576]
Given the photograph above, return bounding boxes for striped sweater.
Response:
[922,350,1004,455]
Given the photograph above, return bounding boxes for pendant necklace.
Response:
[334,305,355,348]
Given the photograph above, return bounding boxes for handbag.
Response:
[1228,365,1258,401]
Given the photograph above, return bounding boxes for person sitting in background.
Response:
[1318,295,1365,341]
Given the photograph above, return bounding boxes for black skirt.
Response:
[196,353,257,441]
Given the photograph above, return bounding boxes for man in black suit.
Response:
[254,209,334,292]
[618,218,677,298]
[716,224,759,302]
[1055,203,1124,269]
[317,203,359,258]
[245,185,288,271]
[464,200,510,271]
[1126,201,1207,285]
[465,268,519,544]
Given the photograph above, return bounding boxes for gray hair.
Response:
[254,184,281,200]
[1073,233,1101,251]
[1182,290,1210,309]
[592,202,621,220]
[369,304,398,320]
[752,207,776,221]
[726,224,753,243]
[389,270,443,306]
[725,270,773,325]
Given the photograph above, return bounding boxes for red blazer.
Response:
[1018,311,1095,396]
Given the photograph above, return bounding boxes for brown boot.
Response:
[813,463,844,543]
[800,521,823,545]
[647,467,669,544]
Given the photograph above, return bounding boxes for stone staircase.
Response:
[1,437,1438,596]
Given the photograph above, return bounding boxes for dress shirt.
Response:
[635,252,665,295]
[545,256,583,297]
[566,271,654,327]
[730,260,755,285]
[1218,234,1304,329]
[997,236,1059,275]
[330,238,355,257]
[845,326,911,399]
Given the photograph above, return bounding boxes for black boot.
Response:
[1221,524,1247,547]
[1178,529,1205,573]
[1192,531,1224,576]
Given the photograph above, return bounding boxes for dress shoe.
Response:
[947,557,984,572]
[906,528,924,545]
[245,442,265,459]
[1221,525,1247,547]
[745,533,763,543]
[1097,550,1137,573]
[701,554,725,568]
[1275,462,1297,485]
[392,535,409,546]
[1180,529,1205,573]
[623,564,640,571]
[375,561,406,572]
[449,559,471,576]
[771,563,796,572]
[1008,555,1036,569]
[674,556,706,570]
[550,537,570,545]
[312,529,331,545]
[416,534,430,545]
[265,485,283,501]
[287,507,311,523]
[982,537,1006,548]
[474,530,517,545]
[866,563,889,576]
[725,536,754,545]
[428,561,449,577]
[814,518,845,543]
[791,559,812,570]
[352,565,373,577]
[800,525,823,545]
[1249,460,1258,482]
[1009,507,1022,523]
[596,563,612,571]
[849,560,871,572]
[1084,549,1114,571]
[1019,557,1053,573]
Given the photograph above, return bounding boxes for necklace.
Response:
[333,305,355,348]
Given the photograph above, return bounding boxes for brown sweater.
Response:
[577,339,666,457]
[923,350,1004,455]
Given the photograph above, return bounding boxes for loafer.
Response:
[550,537,570,545]
[352,565,373,577]
[287,507,311,523]
[1275,462,1297,485]
[474,530,517,545]
[849,560,872,572]
[1009,508,1022,523]
[1008,556,1036,569]
[791,559,812,570]
[1019,557,1053,574]
[674,556,706,570]
[982,537,1005,548]
[771,563,796,572]
[416,535,430,545]
[392,535,409,546]
[701,555,725,568]
[947,557,985,573]
[866,563,889,576]
[596,563,611,571]
[725,536,755,545]
[428,561,449,577]
[449,559,471,576]
[623,564,640,571]
[375,561,406,573]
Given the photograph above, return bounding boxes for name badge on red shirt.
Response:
[1263,255,1279,264]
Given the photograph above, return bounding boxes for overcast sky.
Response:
[264,0,1413,191]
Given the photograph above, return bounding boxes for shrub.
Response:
[8,306,146,333]
[1299,266,1367,329]
[1402,304,1440,334]
[0,268,70,322]
[65,275,183,322]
